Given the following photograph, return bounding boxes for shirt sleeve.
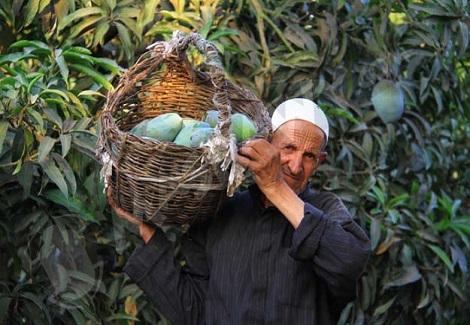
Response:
[123,222,209,325]
[288,193,371,306]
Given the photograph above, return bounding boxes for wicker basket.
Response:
[97,32,271,229]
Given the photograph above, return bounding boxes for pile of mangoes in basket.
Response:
[130,111,257,147]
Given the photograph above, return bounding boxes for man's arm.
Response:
[265,181,370,302]
[123,223,209,325]
[262,180,305,228]
[107,189,208,324]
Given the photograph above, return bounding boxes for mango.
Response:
[230,113,257,142]
[190,127,214,148]
[145,113,183,141]
[204,110,219,128]
[371,80,404,123]
[130,119,149,136]
[182,118,198,127]
[175,121,213,147]
[193,121,211,128]
[174,124,195,147]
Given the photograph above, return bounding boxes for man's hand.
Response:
[236,139,305,228]
[106,187,156,244]
[236,139,285,193]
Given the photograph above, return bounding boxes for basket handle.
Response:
[158,31,232,135]
[159,31,225,74]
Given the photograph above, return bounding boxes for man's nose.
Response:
[288,153,303,175]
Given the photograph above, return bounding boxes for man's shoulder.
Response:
[220,187,254,214]
[207,188,255,237]
[302,188,351,220]
[302,187,342,206]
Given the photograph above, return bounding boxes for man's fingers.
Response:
[237,146,264,170]
[106,187,141,225]
[236,153,264,173]
[237,153,263,172]
[239,141,280,171]
[119,210,140,225]
[236,153,252,168]
[115,207,141,225]
[238,146,260,162]
[243,139,264,155]
[244,139,276,159]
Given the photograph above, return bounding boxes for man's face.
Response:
[271,120,326,194]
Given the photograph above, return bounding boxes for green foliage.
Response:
[0,35,136,323]
[0,40,119,196]
[0,0,52,51]
[1,0,469,324]
[146,0,240,53]
[57,0,156,62]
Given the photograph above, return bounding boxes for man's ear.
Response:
[318,151,327,164]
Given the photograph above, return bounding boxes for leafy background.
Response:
[1,0,469,324]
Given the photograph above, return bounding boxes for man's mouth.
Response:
[283,171,301,181]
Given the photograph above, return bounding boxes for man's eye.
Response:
[283,145,295,152]
[305,153,316,160]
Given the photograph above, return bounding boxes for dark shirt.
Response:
[124,184,370,325]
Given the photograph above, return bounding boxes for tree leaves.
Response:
[458,21,468,55]
[69,64,113,90]
[373,296,395,317]
[9,40,49,52]
[24,0,41,27]
[428,244,455,273]
[58,7,104,31]
[55,49,69,82]
[59,134,72,157]
[44,189,97,223]
[450,245,468,273]
[37,136,56,163]
[115,22,133,61]
[384,265,422,288]
[370,218,381,251]
[0,296,11,323]
[410,3,462,18]
[124,295,138,319]
[40,156,68,197]
[20,292,51,324]
[51,153,76,196]
[0,121,9,154]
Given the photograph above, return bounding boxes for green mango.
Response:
[193,121,211,128]
[230,113,257,142]
[182,118,198,127]
[130,119,149,136]
[371,80,404,123]
[204,110,219,128]
[190,127,214,148]
[145,113,183,141]
[174,124,195,147]
[175,120,213,147]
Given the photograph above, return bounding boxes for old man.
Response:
[108,98,370,324]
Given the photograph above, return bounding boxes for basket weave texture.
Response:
[97,32,271,228]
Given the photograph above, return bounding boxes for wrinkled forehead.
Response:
[272,120,325,150]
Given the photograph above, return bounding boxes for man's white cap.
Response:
[272,98,329,143]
